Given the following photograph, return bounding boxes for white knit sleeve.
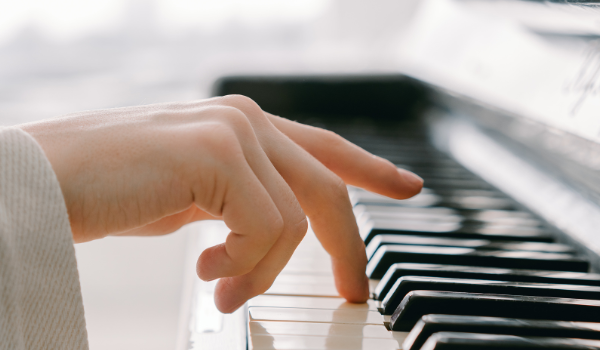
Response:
[0,127,89,350]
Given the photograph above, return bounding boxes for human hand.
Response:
[20,95,423,312]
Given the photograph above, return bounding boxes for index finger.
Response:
[265,113,424,199]
[264,133,370,302]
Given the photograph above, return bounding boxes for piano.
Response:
[176,0,600,349]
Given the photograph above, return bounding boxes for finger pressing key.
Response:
[217,95,370,304]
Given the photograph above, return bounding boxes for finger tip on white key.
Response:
[336,274,370,304]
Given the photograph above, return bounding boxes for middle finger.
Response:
[218,95,370,304]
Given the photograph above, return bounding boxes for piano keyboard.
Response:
[177,121,600,350]
[238,124,600,350]
[177,119,600,350]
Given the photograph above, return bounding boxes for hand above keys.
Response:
[20,95,423,313]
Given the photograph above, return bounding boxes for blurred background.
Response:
[0,1,419,349]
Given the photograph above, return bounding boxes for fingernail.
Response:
[398,168,424,189]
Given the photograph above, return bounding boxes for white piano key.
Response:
[369,279,380,294]
[248,307,384,325]
[266,274,339,297]
[287,254,330,263]
[249,295,379,311]
[266,283,339,297]
[249,321,409,344]
[284,259,331,268]
[249,334,400,350]
[293,247,329,257]
[281,260,333,275]
[270,274,335,285]
[280,265,334,275]
[296,235,324,249]
[294,238,326,250]
[349,187,440,207]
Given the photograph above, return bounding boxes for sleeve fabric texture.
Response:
[0,128,88,350]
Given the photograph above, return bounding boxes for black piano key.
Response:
[362,213,546,233]
[354,204,459,219]
[420,332,600,350]
[384,157,459,168]
[350,188,442,208]
[419,178,495,190]
[351,188,520,211]
[381,276,600,315]
[365,234,573,259]
[460,222,546,233]
[465,210,541,226]
[366,245,588,279]
[351,141,437,154]
[441,197,516,210]
[373,263,600,301]
[379,156,456,165]
[436,189,505,197]
[361,223,553,245]
[404,315,600,350]
[420,173,481,181]
[401,166,474,178]
[389,291,600,331]
[362,207,542,227]
[355,207,460,229]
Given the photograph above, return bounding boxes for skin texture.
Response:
[19,95,423,313]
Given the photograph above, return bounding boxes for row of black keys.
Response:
[347,132,600,349]
[357,200,600,349]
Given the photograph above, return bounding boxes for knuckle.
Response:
[329,172,349,194]
[231,263,255,277]
[260,212,285,245]
[216,105,253,130]
[271,214,286,237]
[221,94,260,110]
[256,281,273,295]
[220,94,267,124]
[249,277,274,296]
[287,216,308,244]
[372,156,396,177]
[307,128,347,160]
[194,122,241,159]
[320,129,345,148]
[325,172,350,203]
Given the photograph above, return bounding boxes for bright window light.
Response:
[0,0,331,44]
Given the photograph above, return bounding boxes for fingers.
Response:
[193,107,308,308]
[189,121,287,281]
[213,220,307,312]
[189,95,422,311]
[265,112,423,199]
[262,131,370,303]
[217,95,370,304]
